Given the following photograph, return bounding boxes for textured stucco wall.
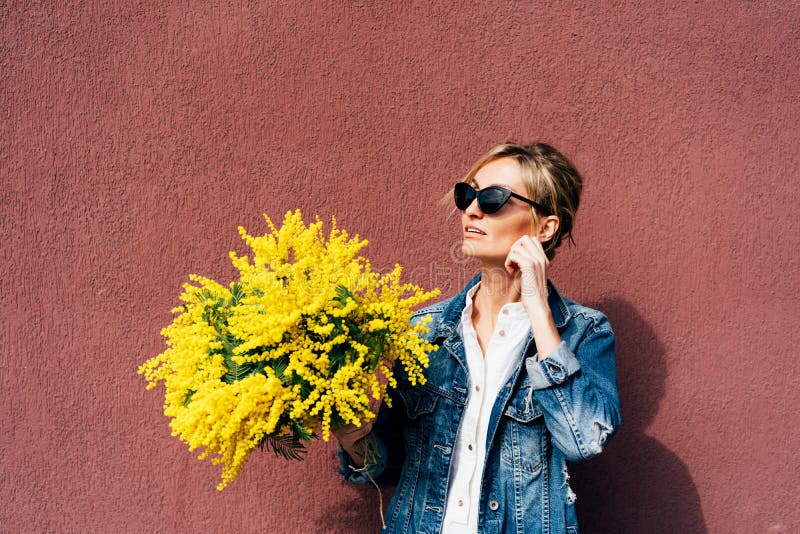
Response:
[2,2,798,533]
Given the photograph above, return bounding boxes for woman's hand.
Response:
[504,235,550,313]
[332,422,374,468]
[504,235,562,360]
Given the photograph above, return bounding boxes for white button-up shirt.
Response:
[441,282,531,534]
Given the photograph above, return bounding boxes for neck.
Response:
[473,265,523,319]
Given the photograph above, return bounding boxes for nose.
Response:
[464,195,483,218]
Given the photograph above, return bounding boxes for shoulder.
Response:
[409,296,456,342]
[559,294,614,338]
[410,297,453,322]
[553,292,618,359]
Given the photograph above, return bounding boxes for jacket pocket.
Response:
[500,386,544,475]
[397,386,439,420]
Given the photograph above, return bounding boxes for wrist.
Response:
[525,302,558,336]
[522,298,550,318]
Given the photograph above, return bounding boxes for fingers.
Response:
[335,422,373,438]
[517,236,549,265]
[505,236,548,273]
[332,422,373,447]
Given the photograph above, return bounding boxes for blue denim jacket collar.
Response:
[433,273,571,348]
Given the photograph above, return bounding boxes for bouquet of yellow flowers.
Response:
[138,210,439,490]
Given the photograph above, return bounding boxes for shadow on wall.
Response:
[571,298,707,534]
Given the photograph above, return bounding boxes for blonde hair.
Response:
[449,142,583,260]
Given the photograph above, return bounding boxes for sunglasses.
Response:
[453,182,552,215]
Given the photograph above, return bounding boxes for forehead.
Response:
[471,158,525,191]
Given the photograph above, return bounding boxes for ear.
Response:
[536,215,560,242]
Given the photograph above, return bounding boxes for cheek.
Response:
[479,212,533,256]
[504,213,533,241]
[495,238,515,258]
[495,232,525,257]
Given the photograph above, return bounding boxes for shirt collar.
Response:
[435,273,570,341]
[461,282,528,320]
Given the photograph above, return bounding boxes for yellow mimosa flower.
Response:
[139,210,439,490]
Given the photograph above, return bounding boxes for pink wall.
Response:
[2,2,798,532]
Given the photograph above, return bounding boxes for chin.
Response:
[461,241,480,259]
[460,243,496,266]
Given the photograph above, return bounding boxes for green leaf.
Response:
[272,355,289,380]
[220,334,259,384]
[330,411,347,430]
[289,373,312,398]
[290,420,315,442]
[333,285,353,305]
[221,358,259,384]
[368,338,384,370]
[182,389,196,407]
[229,282,245,304]
[328,345,348,371]
[258,433,309,461]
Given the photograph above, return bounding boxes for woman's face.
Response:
[461,157,535,265]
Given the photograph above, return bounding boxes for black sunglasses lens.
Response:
[454,183,475,210]
[477,187,509,214]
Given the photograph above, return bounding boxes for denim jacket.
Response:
[339,274,621,534]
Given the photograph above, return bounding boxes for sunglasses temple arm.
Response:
[508,191,552,215]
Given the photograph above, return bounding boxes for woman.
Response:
[335,142,621,534]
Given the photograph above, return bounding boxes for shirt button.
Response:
[458,499,464,507]
[489,500,499,511]
[475,385,480,392]
[468,443,473,451]
[499,330,506,337]
[502,309,509,315]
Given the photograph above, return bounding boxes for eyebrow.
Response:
[470,178,518,193]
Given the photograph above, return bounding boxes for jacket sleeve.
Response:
[337,364,408,488]
[525,321,622,462]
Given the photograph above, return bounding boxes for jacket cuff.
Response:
[337,436,388,483]
[526,340,582,389]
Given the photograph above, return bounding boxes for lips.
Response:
[464,225,486,235]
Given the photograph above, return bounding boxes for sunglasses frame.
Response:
[454,182,553,215]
